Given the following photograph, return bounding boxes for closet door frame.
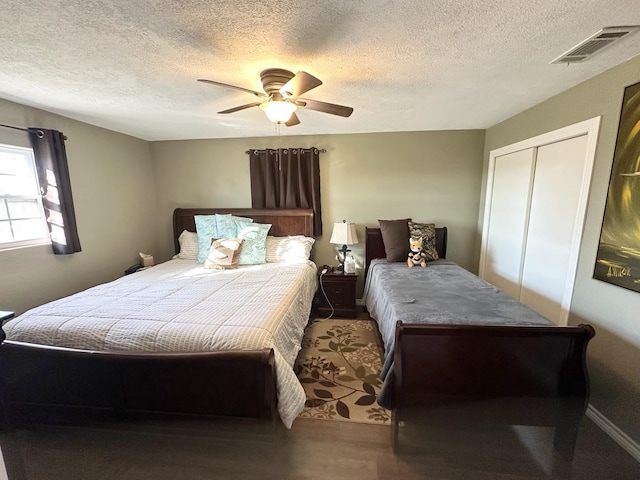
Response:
[479,116,601,325]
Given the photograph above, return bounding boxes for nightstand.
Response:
[315,269,358,318]
[124,264,151,275]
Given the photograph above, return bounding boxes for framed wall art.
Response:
[594,80,640,292]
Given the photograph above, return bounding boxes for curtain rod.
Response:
[0,123,68,140]
[0,123,28,133]
[245,148,326,154]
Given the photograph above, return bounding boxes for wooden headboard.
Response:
[173,208,314,254]
[365,226,448,272]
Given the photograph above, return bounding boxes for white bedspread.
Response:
[4,259,318,428]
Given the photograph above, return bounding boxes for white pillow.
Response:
[174,230,199,260]
[265,235,315,263]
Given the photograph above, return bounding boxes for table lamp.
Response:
[329,220,359,274]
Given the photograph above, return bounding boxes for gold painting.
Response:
[594,81,640,292]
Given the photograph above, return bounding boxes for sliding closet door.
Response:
[519,135,589,324]
[481,149,535,299]
[481,118,599,326]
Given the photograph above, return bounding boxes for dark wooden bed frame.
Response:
[365,227,595,459]
[0,208,314,429]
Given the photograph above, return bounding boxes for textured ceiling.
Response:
[0,0,639,141]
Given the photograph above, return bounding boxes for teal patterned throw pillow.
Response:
[195,215,254,263]
[216,214,253,239]
[194,215,219,263]
[235,221,271,265]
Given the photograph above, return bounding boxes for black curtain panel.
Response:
[249,148,322,235]
[28,128,81,254]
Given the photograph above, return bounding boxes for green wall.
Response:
[150,130,486,295]
[0,98,158,315]
[484,54,640,445]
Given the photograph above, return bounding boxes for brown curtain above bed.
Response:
[249,148,322,235]
[28,128,81,255]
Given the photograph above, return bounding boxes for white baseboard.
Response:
[587,404,640,462]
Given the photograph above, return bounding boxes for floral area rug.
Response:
[295,319,391,425]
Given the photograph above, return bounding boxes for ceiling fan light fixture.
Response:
[259,100,297,123]
[199,69,352,126]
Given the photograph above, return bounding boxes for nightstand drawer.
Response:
[318,287,352,307]
[315,270,357,318]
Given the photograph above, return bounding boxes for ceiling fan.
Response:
[197,68,353,126]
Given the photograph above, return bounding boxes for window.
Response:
[0,144,49,249]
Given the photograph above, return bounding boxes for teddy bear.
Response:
[407,237,427,268]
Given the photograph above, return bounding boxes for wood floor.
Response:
[1,413,638,479]
[1,313,638,479]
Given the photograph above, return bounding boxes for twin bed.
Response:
[363,226,594,458]
[0,212,594,459]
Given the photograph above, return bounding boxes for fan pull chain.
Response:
[275,122,282,171]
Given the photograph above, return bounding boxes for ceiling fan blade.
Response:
[296,98,353,117]
[197,79,268,98]
[218,102,262,114]
[279,71,322,98]
[285,112,301,127]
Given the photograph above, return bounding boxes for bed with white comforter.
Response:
[4,258,317,428]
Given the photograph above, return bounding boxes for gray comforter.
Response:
[362,259,553,407]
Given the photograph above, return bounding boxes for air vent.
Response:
[551,26,640,64]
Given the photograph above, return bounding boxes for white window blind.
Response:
[0,144,49,249]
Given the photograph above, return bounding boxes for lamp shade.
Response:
[259,100,297,123]
[329,222,359,245]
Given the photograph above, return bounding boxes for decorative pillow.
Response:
[408,221,439,262]
[235,221,271,265]
[195,215,219,263]
[378,218,412,262]
[204,238,244,269]
[175,230,199,260]
[195,214,254,263]
[216,214,253,239]
[265,235,315,263]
